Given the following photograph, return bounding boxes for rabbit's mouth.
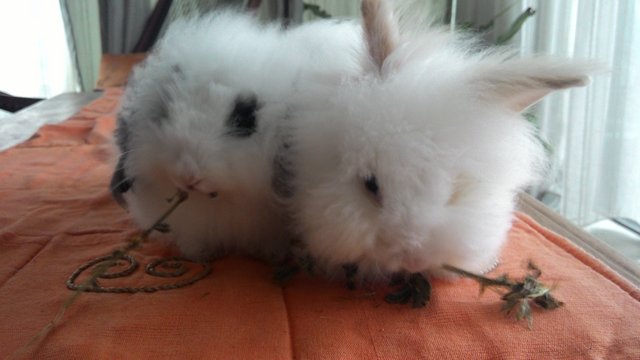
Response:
[403,264,424,274]
[401,255,427,274]
[170,175,218,199]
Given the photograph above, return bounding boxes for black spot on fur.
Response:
[110,155,133,208]
[111,115,134,207]
[114,114,130,152]
[128,80,170,126]
[226,94,259,137]
[272,151,294,198]
[150,87,171,125]
[272,123,295,198]
[363,174,382,204]
[364,175,379,196]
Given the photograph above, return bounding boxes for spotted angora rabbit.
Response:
[279,0,597,282]
[110,11,364,261]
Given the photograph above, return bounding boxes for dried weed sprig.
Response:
[273,254,316,285]
[342,263,358,290]
[384,273,431,308]
[10,190,189,359]
[442,261,563,328]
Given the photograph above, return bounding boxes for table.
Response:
[6,92,638,287]
[1,90,638,359]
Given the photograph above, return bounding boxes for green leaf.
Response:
[409,273,431,308]
[303,3,332,19]
[495,7,536,45]
[384,273,431,308]
[384,286,412,304]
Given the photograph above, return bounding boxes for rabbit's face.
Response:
[123,77,278,201]
[291,77,516,275]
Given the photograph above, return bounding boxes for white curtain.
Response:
[0,0,79,97]
[61,0,102,92]
[458,0,639,226]
[519,0,638,225]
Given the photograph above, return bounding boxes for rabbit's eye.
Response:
[364,175,379,194]
[363,175,381,203]
[227,94,260,137]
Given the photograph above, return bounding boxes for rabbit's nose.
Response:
[181,176,218,198]
[171,174,202,192]
[185,177,202,191]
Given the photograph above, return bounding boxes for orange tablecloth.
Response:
[1,88,639,359]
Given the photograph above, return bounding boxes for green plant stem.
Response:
[442,262,563,329]
[10,190,189,359]
[442,264,514,288]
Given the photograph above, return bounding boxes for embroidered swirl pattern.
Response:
[67,255,211,293]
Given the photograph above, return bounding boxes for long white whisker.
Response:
[115,149,135,157]
[110,176,133,192]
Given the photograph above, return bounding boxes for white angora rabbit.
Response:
[110,11,363,261]
[278,0,597,295]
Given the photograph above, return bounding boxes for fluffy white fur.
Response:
[113,11,363,261]
[282,0,596,280]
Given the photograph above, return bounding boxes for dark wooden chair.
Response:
[0,91,43,113]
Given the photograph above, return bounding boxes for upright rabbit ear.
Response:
[473,57,598,112]
[361,0,399,74]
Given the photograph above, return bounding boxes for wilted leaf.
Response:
[443,261,563,328]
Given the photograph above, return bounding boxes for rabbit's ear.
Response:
[473,58,597,112]
[362,0,399,74]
